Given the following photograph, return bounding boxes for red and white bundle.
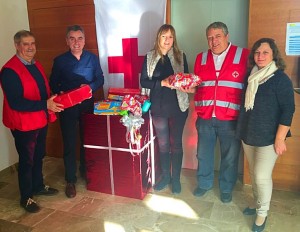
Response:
[120,95,143,116]
[168,73,202,88]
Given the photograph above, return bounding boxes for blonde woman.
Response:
[140,24,189,194]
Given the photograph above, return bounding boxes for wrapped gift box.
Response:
[53,85,92,109]
[108,88,141,96]
[107,94,124,101]
[83,112,157,199]
[168,73,202,88]
[94,101,122,115]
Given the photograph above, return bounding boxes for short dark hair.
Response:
[249,38,286,70]
[66,25,85,38]
[14,30,35,44]
[206,22,229,36]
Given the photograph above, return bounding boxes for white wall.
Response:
[0,0,30,171]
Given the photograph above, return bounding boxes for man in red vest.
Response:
[0,30,64,213]
[192,22,249,203]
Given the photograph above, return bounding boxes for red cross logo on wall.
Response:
[108,38,145,89]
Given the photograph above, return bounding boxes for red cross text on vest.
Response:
[108,38,144,89]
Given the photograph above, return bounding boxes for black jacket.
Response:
[236,70,295,146]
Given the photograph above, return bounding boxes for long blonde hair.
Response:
[153,24,182,64]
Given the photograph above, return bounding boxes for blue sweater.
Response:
[0,65,47,112]
[236,70,295,146]
[50,50,104,94]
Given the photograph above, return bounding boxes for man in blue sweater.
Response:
[50,25,104,198]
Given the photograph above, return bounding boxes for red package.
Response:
[83,113,157,199]
[108,88,141,96]
[53,85,92,109]
[169,73,202,88]
[133,94,149,105]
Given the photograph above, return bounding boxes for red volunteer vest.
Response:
[1,55,56,131]
[194,45,249,120]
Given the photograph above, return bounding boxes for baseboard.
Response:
[0,163,18,176]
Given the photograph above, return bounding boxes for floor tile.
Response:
[0,156,299,232]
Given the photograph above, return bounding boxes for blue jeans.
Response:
[196,118,241,193]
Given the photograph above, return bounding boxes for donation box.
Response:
[83,113,156,200]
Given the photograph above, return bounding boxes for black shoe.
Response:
[172,180,181,194]
[20,198,40,213]
[252,217,267,232]
[153,177,170,191]
[193,187,210,197]
[65,183,76,198]
[220,192,232,203]
[35,185,59,196]
[243,207,256,215]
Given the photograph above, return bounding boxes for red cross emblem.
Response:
[108,38,145,89]
[232,71,239,78]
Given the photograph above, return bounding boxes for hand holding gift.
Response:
[168,73,202,91]
[161,77,173,89]
[48,85,92,117]
[53,84,92,109]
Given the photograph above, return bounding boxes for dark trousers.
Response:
[11,125,48,202]
[152,111,188,155]
[59,98,94,183]
[152,110,188,179]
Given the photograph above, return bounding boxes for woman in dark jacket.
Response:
[236,38,295,232]
[140,24,189,194]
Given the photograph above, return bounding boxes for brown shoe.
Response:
[65,183,76,198]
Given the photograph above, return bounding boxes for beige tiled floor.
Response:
[0,156,299,232]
